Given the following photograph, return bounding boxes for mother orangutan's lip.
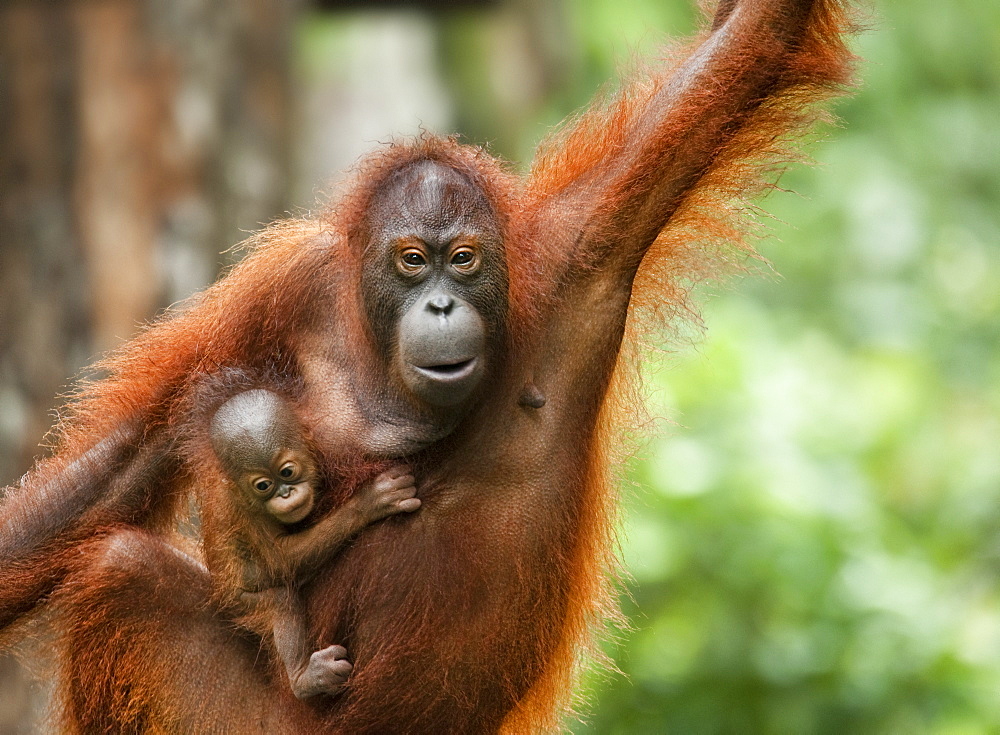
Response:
[411,358,478,382]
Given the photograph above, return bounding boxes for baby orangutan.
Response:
[208,389,420,699]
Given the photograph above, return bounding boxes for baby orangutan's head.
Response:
[210,390,317,525]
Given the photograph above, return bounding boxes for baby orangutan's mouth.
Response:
[268,487,314,524]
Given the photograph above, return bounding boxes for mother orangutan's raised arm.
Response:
[527,0,854,274]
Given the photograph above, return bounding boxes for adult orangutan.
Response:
[0,0,856,731]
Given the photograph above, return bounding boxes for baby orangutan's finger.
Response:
[385,464,412,480]
[396,497,421,513]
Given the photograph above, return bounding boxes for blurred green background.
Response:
[2,0,998,732]
[301,0,1000,730]
[550,1,1000,733]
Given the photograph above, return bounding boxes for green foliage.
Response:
[300,1,999,729]
[561,0,1000,732]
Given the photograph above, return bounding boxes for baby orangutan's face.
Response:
[240,448,317,525]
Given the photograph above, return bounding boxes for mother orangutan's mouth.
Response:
[412,358,477,381]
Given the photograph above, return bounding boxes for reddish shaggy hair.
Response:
[0,2,859,732]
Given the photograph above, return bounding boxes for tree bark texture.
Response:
[0,0,299,729]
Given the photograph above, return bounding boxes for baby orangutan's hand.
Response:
[292,644,353,700]
[355,465,420,523]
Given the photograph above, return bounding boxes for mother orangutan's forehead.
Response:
[368,159,497,235]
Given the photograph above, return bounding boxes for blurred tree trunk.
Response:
[0,0,299,730]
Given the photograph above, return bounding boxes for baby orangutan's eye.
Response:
[279,463,297,480]
[253,478,273,495]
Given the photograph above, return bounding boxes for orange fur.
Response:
[0,2,858,732]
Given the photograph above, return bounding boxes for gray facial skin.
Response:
[211,390,317,525]
[360,160,508,409]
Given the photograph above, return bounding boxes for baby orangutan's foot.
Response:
[292,644,353,699]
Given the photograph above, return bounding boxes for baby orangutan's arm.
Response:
[237,466,418,699]
[274,465,419,579]
[240,586,354,699]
